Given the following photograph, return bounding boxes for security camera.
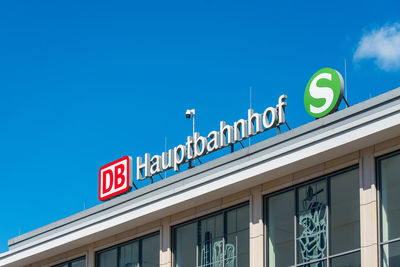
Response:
[186,109,195,119]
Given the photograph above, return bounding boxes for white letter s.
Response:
[309,73,333,114]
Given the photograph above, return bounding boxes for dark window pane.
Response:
[330,169,360,254]
[237,205,249,232]
[235,230,249,267]
[224,206,249,267]
[380,153,400,242]
[198,212,226,267]
[298,180,327,213]
[174,222,197,267]
[54,258,86,267]
[206,217,216,239]
[141,235,159,267]
[226,209,237,234]
[382,241,400,267]
[215,214,224,238]
[330,251,360,267]
[119,241,139,267]
[175,204,248,267]
[98,248,117,267]
[301,260,326,267]
[225,233,238,266]
[199,206,249,267]
[268,190,295,267]
[297,180,327,264]
[200,214,224,242]
[71,258,86,267]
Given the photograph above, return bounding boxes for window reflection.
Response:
[267,167,360,267]
[297,181,327,264]
[379,152,400,267]
[174,204,249,267]
[96,234,159,267]
[53,257,86,267]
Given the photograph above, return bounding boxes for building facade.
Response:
[1,87,400,267]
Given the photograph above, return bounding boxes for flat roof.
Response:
[2,86,400,266]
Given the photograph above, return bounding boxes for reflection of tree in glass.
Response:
[225,244,235,267]
[200,232,236,267]
[298,186,326,266]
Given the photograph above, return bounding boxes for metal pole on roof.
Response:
[165,136,167,179]
[343,58,350,107]
[249,86,252,146]
[193,113,195,138]
[345,58,347,103]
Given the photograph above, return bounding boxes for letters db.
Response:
[99,156,133,201]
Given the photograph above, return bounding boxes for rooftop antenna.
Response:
[250,86,252,110]
[343,59,350,107]
[249,86,252,146]
[164,136,167,179]
[185,109,195,167]
[345,58,347,101]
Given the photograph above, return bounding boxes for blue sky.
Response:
[1,0,400,253]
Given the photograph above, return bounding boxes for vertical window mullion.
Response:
[223,211,227,267]
[326,177,330,267]
[197,221,200,267]
[139,239,142,267]
[117,246,120,267]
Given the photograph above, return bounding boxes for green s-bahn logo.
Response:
[304,68,344,118]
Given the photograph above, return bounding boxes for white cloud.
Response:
[354,23,400,71]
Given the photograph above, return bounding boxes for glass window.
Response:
[379,151,400,267]
[142,234,160,267]
[119,241,139,267]
[198,213,224,266]
[54,257,86,267]
[267,167,360,267]
[71,259,86,267]
[382,240,400,266]
[96,233,159,267]
[379,152,400,242]
[227,205,249,266]
[98,248,117,267]
[330,251,360,267]
[267,190,295,267]
[174,222,197,267]
[329,169,360,255]
[297,180,327,264]
[173,204,249,267]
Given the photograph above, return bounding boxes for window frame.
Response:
[171,202,250,267]
[377,150,400,267]
[95,232,160,267]
[264,165,361,267]
[52,256,86,267]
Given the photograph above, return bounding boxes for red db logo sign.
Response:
[99,156,133,201]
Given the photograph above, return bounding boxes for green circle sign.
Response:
[304,68,344,118]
